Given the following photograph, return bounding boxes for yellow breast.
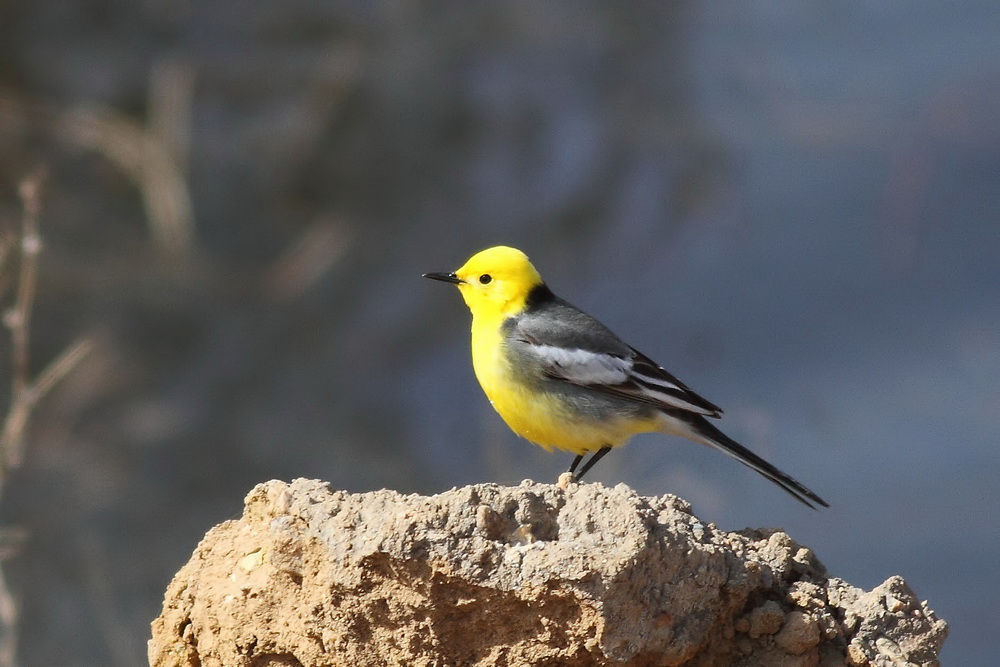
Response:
[469,315,658,455]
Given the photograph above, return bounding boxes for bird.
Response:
[423,245,828,509]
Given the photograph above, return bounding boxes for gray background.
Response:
[1,1,997,664]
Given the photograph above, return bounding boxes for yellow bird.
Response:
[424,245,827,508]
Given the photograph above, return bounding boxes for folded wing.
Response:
[510,301,722,417]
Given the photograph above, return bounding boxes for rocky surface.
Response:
[149,479,947,666]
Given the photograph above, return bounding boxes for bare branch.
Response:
[264,216,354,300]
[27,338,96,408]
[0,562,18,667]
[1,171,45,470]
[57,106,194,259]
[0,173,95,473]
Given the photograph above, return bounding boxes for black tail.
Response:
[687,415,829,510]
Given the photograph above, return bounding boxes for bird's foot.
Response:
[557,472,576,490]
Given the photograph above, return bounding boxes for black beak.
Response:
[423,272,463,285]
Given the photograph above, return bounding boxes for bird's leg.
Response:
[572,446,612,482]
[568,453,585,475]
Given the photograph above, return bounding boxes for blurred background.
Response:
[0,1,997,664]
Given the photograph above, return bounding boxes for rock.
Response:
[148,479,947,666]
[774,610,820,655]
[741,600,786,638]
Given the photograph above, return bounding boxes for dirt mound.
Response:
[149,478,946,666]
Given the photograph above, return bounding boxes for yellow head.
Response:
[424,246,544,318]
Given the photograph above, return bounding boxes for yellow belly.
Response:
[470,318,660,454]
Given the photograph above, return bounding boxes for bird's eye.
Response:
[479,274,492,284]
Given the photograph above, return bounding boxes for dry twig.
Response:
[0,172,94,473]
[0,171,97,667]
[1,173,44,473]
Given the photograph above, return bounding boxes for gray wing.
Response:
[509,297,723,417]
